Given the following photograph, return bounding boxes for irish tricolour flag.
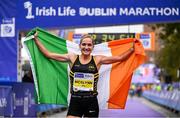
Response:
[24,28,146,109]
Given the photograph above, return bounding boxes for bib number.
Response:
[73,72,94,91]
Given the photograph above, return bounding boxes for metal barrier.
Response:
[0,83,66,117]
[142,90,180,112]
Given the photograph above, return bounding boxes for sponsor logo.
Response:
[89,110,96,113]
[75,73,84,78]
[140,34,150,39]
[88,65,95,71]
[140,34,151,48]
[24,1,34,19]
[0,18,15,37]
[0,98,7,107]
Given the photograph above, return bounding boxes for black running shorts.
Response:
[67,95,99,117]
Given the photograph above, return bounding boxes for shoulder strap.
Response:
[91,56,99,73]
[70,55,79,70]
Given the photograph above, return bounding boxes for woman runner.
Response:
[33,32,134,118]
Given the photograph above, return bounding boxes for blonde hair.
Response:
[80,34,94,45]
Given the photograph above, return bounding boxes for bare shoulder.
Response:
[93,55,106,70]
[68,53,77,63]
[94,55,102,59]
[94,55,106,60]
[93,55,105,64]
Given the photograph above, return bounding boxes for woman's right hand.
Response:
[34,31,38,39]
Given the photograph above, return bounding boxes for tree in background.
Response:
[151,23,180,82]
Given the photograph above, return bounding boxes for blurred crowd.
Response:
[129,82,180,98]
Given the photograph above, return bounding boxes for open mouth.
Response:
[82,49,90,54]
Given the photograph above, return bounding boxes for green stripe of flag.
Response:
[24,28,69,105]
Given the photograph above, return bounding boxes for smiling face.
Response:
[79,37,94,56]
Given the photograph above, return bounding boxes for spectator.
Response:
[156,84,161,92]
[22,69,34,83]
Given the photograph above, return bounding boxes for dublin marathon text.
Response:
[35,6,179,16]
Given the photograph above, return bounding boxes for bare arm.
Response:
[97,43,134,65]
[33,32,71,62]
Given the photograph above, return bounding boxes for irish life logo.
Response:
[24,1,34,19]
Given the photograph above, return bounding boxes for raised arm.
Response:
[33,32,72,62]
[96,43,134,65]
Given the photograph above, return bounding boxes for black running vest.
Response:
[69,55,99,96]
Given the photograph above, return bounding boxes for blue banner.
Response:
[0,0,17,82]
[0,86,13,116]
[17,0,180,29]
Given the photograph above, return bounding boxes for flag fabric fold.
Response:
[24,28,146,109]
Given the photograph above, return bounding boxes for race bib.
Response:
[73,72,94,91]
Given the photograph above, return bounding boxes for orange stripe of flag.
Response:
[107,38,146,109]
